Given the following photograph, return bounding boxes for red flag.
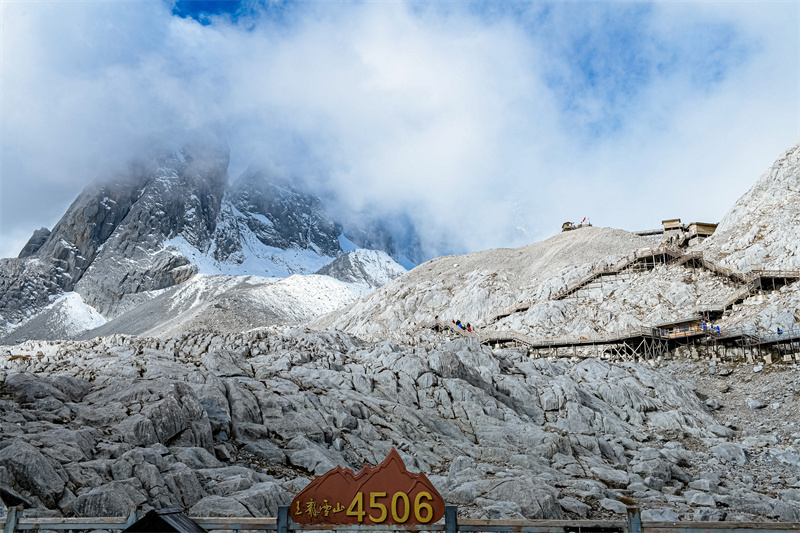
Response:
[581,217,586,223]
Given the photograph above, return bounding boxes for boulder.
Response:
[746,398,767,409]
[0,440,65,507]
[599,498,628,514]
[558,497,590,518]
[73,481,144,517]
[590,465,629,488]
[190,495,253,517]
[172,447,223,469]
[709,443,747,465]
[684,490,716,507]
[693,508,726,521]
[232,482,291,516]
[4,373,67,404]
[642,508,680,521]
[481,478,563,519]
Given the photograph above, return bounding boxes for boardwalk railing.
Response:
[470,321,800,354]
[490,248,800,325]
[3,506,800,533]
[483,326,665,349]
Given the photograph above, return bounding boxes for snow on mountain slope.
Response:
[0,143,421,337]
[0,292,106,343]
[700,139,800,271]
[165,223,335,279]
[315,249,406,289]
[75,273,370,339]
[311,227,655,340]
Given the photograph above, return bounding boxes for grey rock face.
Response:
[0,440,65,507]
[2,330,799,522]
[74,145,229,313]
[73,481,143,517]
[18,228,51,258]
[342,216,425,267]
[1,143,229,330]
[0,257,62,334]
[229,167,341,257]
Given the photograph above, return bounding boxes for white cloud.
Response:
[1,1,798,259]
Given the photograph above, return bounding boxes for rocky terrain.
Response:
[1,330,799,522]
[2,138,800,524]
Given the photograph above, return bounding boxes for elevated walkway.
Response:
[490,248,800,324]
[472,323,800,362]
[434,315,800,363]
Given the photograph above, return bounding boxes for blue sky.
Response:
[1,0,799,259]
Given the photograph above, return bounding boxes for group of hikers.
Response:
[453,319,473,333]
[701,321,721,335]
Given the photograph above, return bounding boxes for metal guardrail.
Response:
[3,506,800,533]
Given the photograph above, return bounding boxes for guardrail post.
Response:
[3,506,20,533]
[125,507,138,528]
[626,507,641,533]
[445,505,458,533]
[277,505,289,533]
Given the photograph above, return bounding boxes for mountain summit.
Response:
[0,143,409,338]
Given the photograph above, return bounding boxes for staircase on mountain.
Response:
[488,247,800,325]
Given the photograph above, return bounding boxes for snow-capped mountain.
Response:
[4,140,800,524]
[315,249,407,289]
[0,143,409,340]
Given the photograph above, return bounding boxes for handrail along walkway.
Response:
[3,506,800,533]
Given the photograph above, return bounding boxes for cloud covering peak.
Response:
[2,1,798,258]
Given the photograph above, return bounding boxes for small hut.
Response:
[123,508,207,533]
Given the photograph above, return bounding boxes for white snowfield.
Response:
[164,233,336,278]
[0,246,406,342]
[73,273,373,339]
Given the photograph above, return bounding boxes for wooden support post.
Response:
[445,505,458,533]
[626,507,642,533]
[3,506,20,533]
[124,508,139,529]
[277,506,289,533]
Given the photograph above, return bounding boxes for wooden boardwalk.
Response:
[489,248,800,324]
[434,320,800,363]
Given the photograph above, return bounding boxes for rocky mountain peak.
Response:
[229,166,342,257]
[17,227,52,259]
[700,138,800,272]
[315,249,407,289]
